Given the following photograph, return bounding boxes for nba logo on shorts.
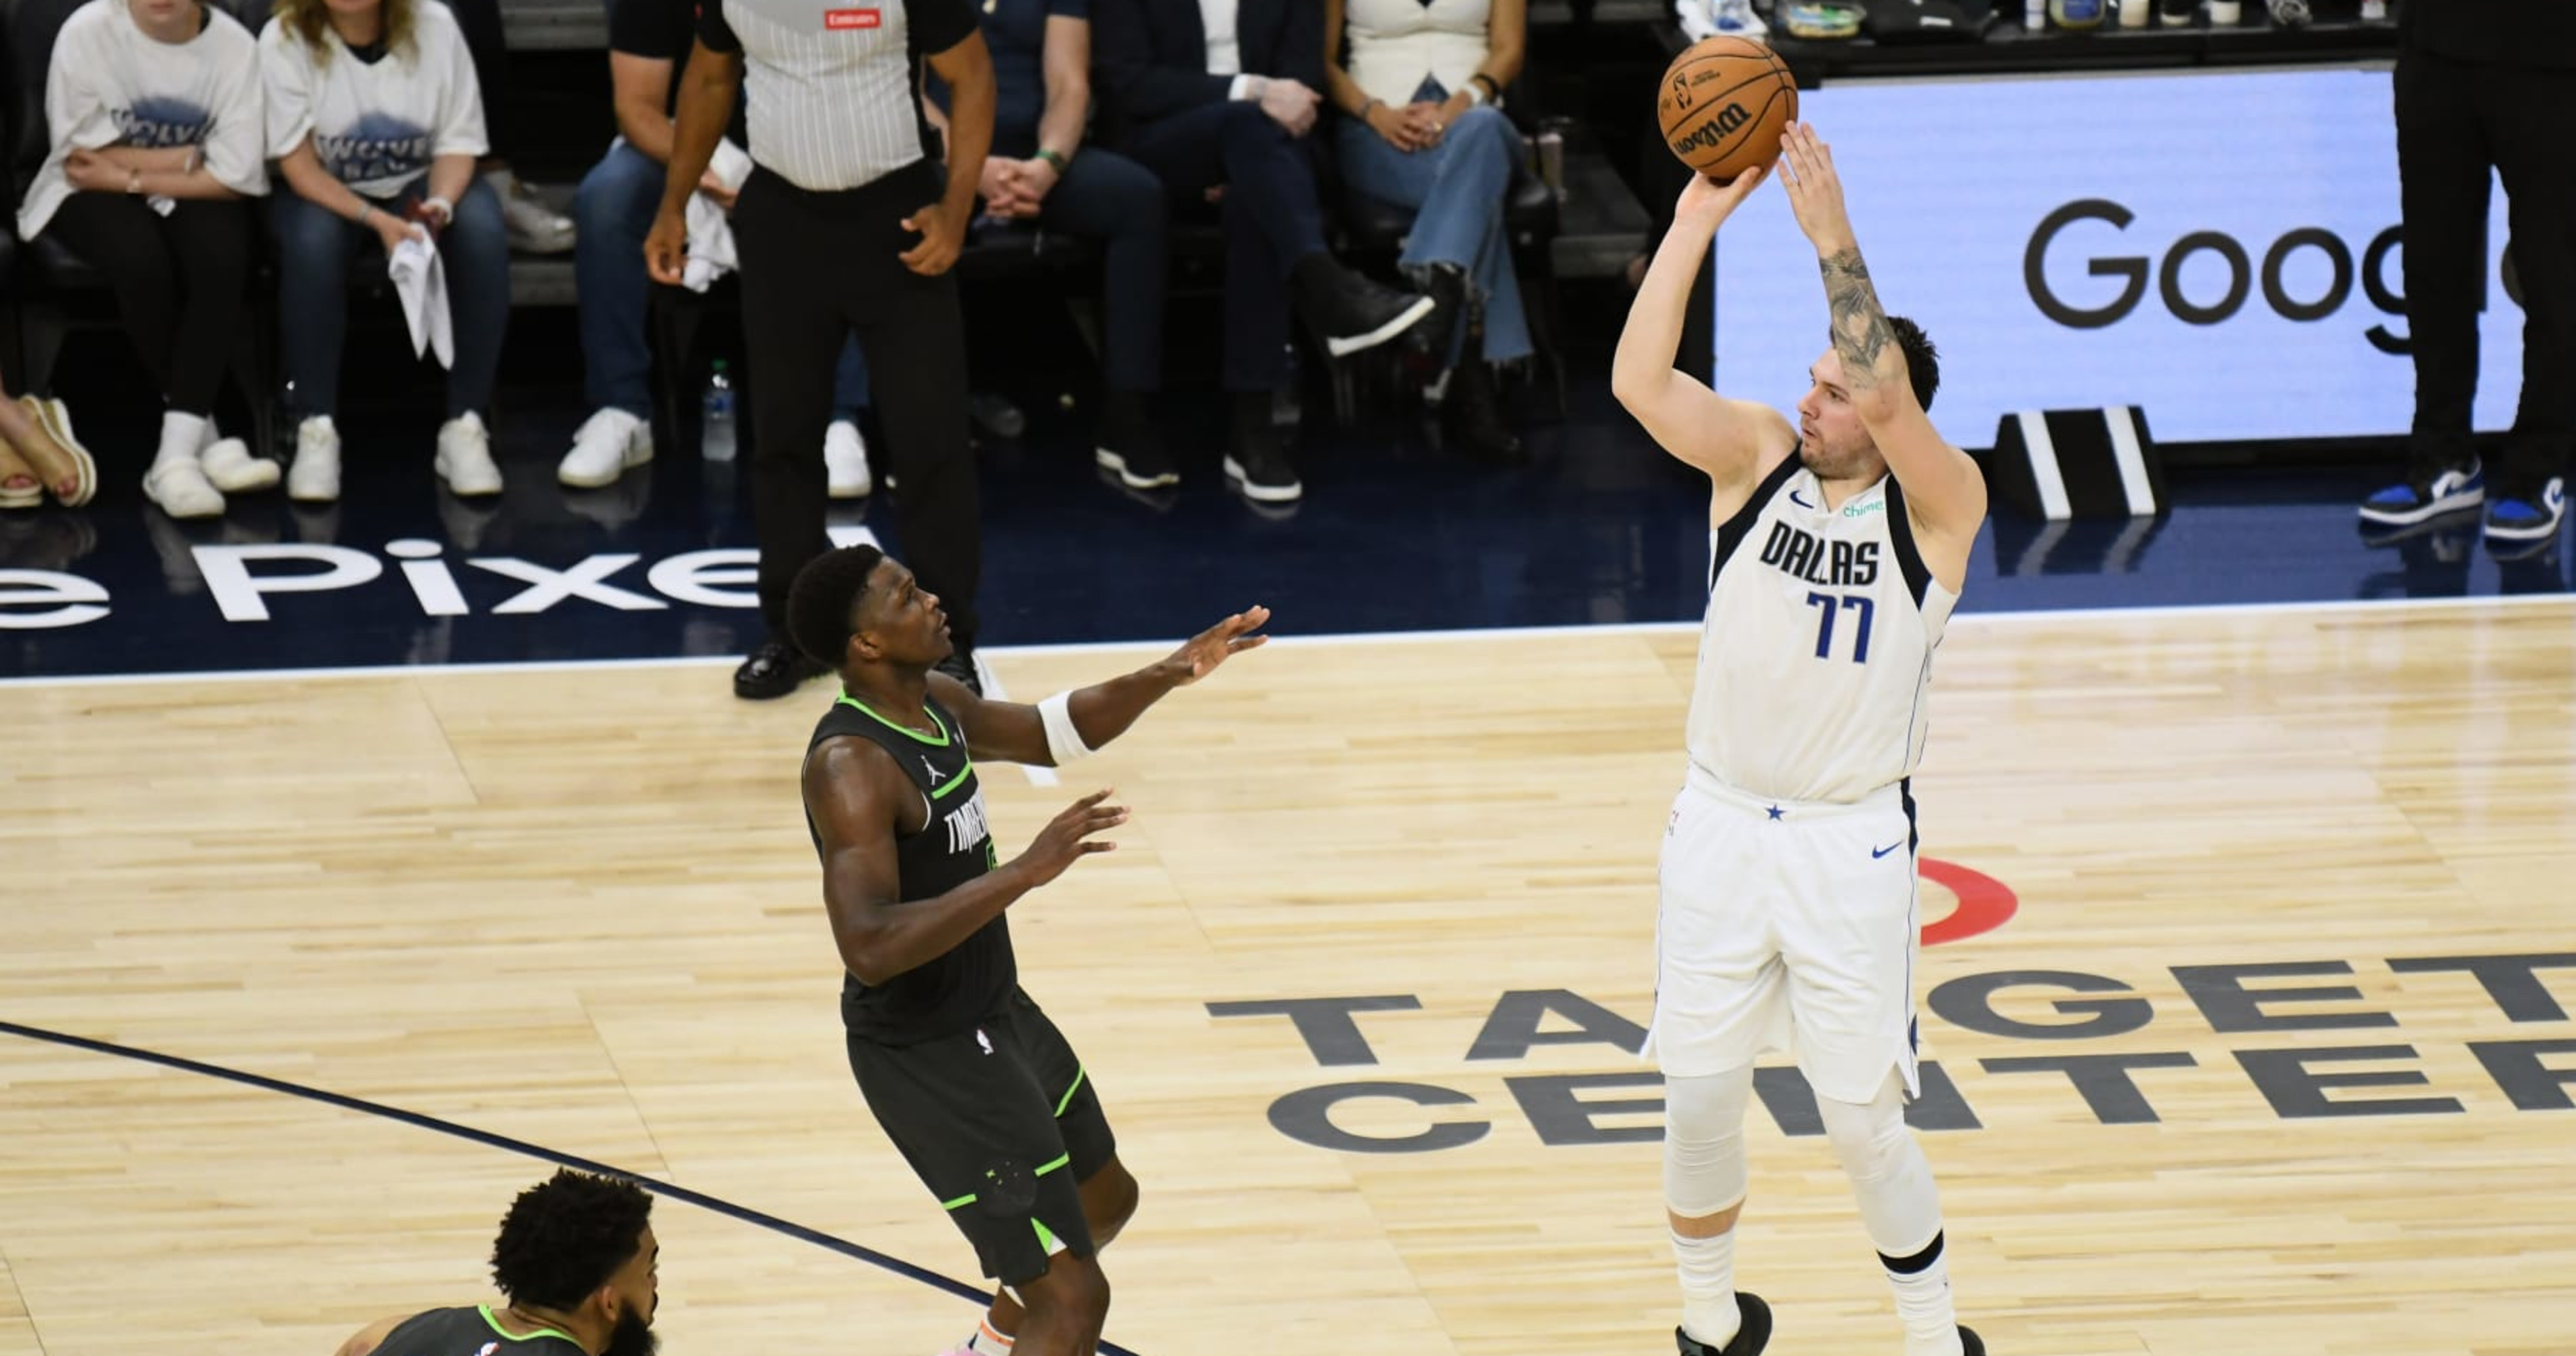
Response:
[825,7,882,27]
[975,1029,994,1055]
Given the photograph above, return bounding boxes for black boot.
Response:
[1441,296,1524,465]
[1405,262,1470,374]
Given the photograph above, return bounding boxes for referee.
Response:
[647,0,997,700]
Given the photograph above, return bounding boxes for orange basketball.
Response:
[1657,37,1796,182]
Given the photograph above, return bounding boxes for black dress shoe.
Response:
[734,640,824,700]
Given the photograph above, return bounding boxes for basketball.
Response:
[1657,37,1796,182]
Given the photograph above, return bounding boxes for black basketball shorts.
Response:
[845,988,1116,1285]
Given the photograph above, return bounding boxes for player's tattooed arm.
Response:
[1819,246,1900,401]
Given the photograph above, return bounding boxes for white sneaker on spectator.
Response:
[197,420,281,494]
[437,412,506,496]
[558,407,653,487]
[288,416,342,502]
[489,169,576,254]
[826,420,873,498]
[143,458,225,519]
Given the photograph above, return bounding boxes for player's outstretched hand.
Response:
[1163,605,1272,686]
[1777,123,1855,253]
[1015,788,1128,888]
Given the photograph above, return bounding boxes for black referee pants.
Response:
[2396,49,2576,493]
[733,162,980,649]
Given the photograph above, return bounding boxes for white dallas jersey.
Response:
[1686,457,1959,804]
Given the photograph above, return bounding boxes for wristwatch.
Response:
[1034,148,1069,175]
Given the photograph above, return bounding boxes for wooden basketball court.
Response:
[3,597,2572,1356]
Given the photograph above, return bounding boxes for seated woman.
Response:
[16,0,270,517]
[1324,0,1529,462]
[260,0,508,502]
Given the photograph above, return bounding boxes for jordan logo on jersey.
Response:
[1758,521,1880,589]
[943,790,992,856]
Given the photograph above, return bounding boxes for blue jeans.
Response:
[1333,79,1531,364]
[269,175,510,419]
[833,147,1171,411]
[578,139,876,422]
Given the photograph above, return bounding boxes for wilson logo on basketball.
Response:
[1670,103,1750,157]
[825,7,882,27]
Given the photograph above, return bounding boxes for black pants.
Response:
[733,163,980,647]
[1116,101,1328,393]
[2396,49,2576,492]
[47,194,252,418]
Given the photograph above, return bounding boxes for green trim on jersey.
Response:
[478,1305,581,1346]
[933,760,977,799]
[1053,1066,1087,1117]
[834,692,955,747]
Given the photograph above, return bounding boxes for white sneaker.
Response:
[558,407,654,487]
[826,420,874,498]
[198,424,282,494]
[490,172,576,254]
[436,412,505,496]
[288,416,342,502]
[143,458,225,519]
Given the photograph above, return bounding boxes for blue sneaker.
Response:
[2483,477,2567,543]
[2359,460,2482,527]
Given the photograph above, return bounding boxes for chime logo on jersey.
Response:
[1758,521,1882,588]
[825,7,883,27]
[944,791,991,856]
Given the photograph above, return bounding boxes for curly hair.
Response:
[786,544,889,668]
[488,1170,654,1309]
[273,0,418,63]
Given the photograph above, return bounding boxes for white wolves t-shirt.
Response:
[16,0,268,239]
[259,1,487,199]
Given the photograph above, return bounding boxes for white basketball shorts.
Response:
[1642,764,1923,1104]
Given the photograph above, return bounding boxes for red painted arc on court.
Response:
[1916,858,2016,946]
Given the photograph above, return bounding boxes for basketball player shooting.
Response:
[787,544,1269,1356]
[1609,124,1991,1356]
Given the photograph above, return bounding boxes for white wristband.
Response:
[1038,691,1095,765]
[422,195,455,224]
[1460,81,1487,106]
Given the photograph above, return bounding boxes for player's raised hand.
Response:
[1777,123,1855,253]
[1015,787,1129,888]
[1675,162,1767,234]
[1162,605,1272,685]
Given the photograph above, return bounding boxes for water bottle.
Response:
[702,360,738,462]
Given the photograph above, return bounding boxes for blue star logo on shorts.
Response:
[1766,804,1785,820]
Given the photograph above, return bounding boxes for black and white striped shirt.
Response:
[698,0,977,191]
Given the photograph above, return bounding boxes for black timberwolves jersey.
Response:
[807,692,1013,1043]
[371,1307,584,1355]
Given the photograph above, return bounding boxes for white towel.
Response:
[681,138,756,293]
[386,224,454,368]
